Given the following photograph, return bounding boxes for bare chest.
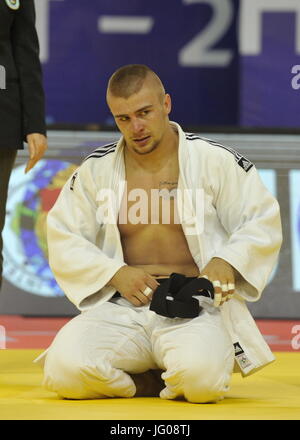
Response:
[118,170,180,232]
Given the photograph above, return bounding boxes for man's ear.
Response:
[164,93,172,115]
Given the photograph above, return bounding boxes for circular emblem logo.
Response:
[5,0,20,10]
[3,159,78,297]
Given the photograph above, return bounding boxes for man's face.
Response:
[107,79,171,155]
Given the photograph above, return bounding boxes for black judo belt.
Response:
[150,273,215,319]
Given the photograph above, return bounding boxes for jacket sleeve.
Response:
[211,151,282,301]
[11,0,46,139]
[47,164,126,309]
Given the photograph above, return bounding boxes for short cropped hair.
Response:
[107,64,165,101]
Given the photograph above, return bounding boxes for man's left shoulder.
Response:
[184,132,254,173]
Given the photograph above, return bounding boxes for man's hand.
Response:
[107,266,159,307]
[199,257,238,307]
[25,133,48,173]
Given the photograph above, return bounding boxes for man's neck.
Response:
[124,124,178,174]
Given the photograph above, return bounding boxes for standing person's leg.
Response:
[41,300,160,399]
[0,149,17,290]
[152,308,235,403]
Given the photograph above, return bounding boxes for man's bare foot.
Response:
[131,369,165,397]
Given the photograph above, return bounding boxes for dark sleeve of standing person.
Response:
[11,0,47,172]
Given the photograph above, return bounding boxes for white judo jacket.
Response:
[47,122,282,377]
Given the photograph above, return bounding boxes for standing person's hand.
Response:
[108,266,159,306]
[25,133,48,173]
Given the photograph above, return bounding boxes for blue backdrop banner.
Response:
[239,0,300,127]
[35,0,300,128]
[37,0,239,127]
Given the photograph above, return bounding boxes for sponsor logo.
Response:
[233,342,252,369]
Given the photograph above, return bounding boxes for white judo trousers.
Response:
[42,297,235,403]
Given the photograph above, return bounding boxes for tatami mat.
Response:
[0,349,299,420]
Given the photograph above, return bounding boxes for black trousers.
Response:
[0,149,17,289]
